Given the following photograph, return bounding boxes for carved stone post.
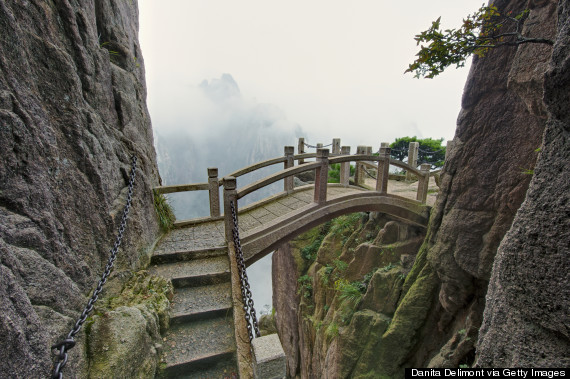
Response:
[317,143,323,149]
[416,164,431,203]
[298,137,305,164]
[314,149,329,204]
[406,142,419,181]
[223,177,237,243]
[284,146,294,193]
[340,146,350,187]
[377,143,391,193]
[354,145,366,186]
[208,167,220,218]
[332,138,341,155]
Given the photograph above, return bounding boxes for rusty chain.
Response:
[51,155,137,379]
[229,200,261,342]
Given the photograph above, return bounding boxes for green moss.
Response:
[105,270,174,333]
[374,264,439,376]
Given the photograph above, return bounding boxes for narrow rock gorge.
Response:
[1,0,568,378]
[272,0,568,377]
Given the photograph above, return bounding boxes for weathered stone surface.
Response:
[0,0,160,377]
[476,1,570,367]
[404,0,558,369]
[88,306,157,378]
[272,242,302,378]
[252,333,287,379]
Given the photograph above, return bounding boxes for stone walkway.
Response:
[150,181,436,377]
[153,185,366,257]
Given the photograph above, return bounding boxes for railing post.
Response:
[354,145,366,186]
[340,146,350,187]
[223,177,237,242]
[317,143,323,149]
[377,143,391,193]
[406,142,419,181]
[284,146,294,193]
[298,137,305,164]
[332,138,341,155]
[208,167,220,218]
[416,164,431,203]
[314,149,329,204]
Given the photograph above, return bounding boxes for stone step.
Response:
[150,256,231,288]
[170,282,233,324]
[151,246,227,265]
[159,315,237,378]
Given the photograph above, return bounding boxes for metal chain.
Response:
[51,155,137,379]
[418,147,445,154]
[303,142,333,149]
[229,201,260,341]
[363,167,377,180]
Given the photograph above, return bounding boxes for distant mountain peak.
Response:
[199,73,241,102]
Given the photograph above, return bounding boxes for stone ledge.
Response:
[251,333,286,379]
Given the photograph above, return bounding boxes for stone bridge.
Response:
[150,140,435,378]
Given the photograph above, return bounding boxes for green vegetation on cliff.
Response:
[287,212,428,378]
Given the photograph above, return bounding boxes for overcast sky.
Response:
[139,0,485,150]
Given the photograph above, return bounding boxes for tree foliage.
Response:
[406,5,553,78]
[390,136,446,169]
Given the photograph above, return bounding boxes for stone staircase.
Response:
[151,243,238,378]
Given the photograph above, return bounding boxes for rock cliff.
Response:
[0,1,161,377]
[476,0,569,366]
[272,0,566,376]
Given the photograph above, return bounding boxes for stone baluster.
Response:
[314,149,329,204]
[208,167,220,218]
[354,145,366,186]
[223,177,237,242]
[377,143,391,193]
[406,142,419,181]
[317,143,323,149]
[298,137,305,164]
[340,146,351,187]
[416,164,431,203]
[332,138,341,155]
[284,146,294,193]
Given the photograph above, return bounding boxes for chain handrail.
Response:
[303,141,333,149]
[363,166,377,180]
[51,155,137,379]
[229,201,260,342]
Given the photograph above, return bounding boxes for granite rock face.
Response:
[476,0,570,367]
[0,1,160,377]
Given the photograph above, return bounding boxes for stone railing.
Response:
[152,138,440,228]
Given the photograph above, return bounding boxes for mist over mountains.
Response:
[154,74,304,219]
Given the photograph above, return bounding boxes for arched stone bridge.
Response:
[150,141,435,378]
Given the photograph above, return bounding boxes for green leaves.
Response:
[406,5,538,78]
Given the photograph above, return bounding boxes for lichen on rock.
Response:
[87,270,173,378]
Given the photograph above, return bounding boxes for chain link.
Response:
[229,201,261,341]
[363,167,377,180]
[51,155,137,379]
[303,141,333,149]
[418,147,445,154]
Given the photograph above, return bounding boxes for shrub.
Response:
[153,191,175,232]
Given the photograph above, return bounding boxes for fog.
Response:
[154,74,303,220]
